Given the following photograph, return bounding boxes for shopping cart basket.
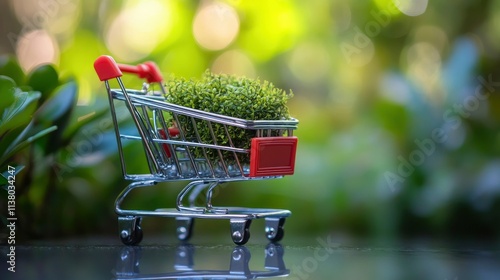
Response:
[94,55,298,245]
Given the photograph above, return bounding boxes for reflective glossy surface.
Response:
[1,235,499,280]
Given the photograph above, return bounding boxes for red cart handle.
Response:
[94,55,163,83]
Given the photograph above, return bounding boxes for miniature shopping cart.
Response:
[94,55,298,245]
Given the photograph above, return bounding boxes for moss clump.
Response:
[165,70,293,164]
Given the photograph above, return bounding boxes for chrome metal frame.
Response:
[103,76,297,245]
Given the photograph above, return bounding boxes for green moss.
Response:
[165,70,293,164]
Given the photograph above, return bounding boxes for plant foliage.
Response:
[165,70,293,163]
[0,56,111,240]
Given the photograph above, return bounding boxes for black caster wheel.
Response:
[265,217,285,242]
[120,224,143,246]
[230,219,252,245]
[119,217,144,246]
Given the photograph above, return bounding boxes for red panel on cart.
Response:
[250,137,298,177]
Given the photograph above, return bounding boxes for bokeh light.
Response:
[397,0,428,16]
[9,0,81,42]
[211,49,256,77]
[105,0,173,62]
[45,0,81,40]
[238,0,303,61]
[413,25,449,53]
[16,29,59,72]
[373,0,403,17]
[192,1,240,51]
[404,42,441,98]
[9,0,40,27]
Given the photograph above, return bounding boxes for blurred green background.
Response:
[1,0,500,242]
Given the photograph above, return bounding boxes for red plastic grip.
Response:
[249,136,298,177]
[118,61,163,83]
[94,55,163,83]
[94,55,123,81]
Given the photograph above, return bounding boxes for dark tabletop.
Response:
[1,234,499,280]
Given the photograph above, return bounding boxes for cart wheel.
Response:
[176,217,194,241]
[265,217,285,242]
[120,224,143,246]
[230,219,252,245]
[119,217,144,246]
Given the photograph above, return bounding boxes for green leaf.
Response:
[0,165,24,189]
[0,125,57,165]
[0,55,25,85]
[0,76,16,112]
[0,126,23,160]
[34,81,77,125]
[62,105,109,142]
[0,90,41,136]
[34,81,78,154]
[27,64,59,100]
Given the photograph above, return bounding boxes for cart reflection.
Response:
[113,243,289,279]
